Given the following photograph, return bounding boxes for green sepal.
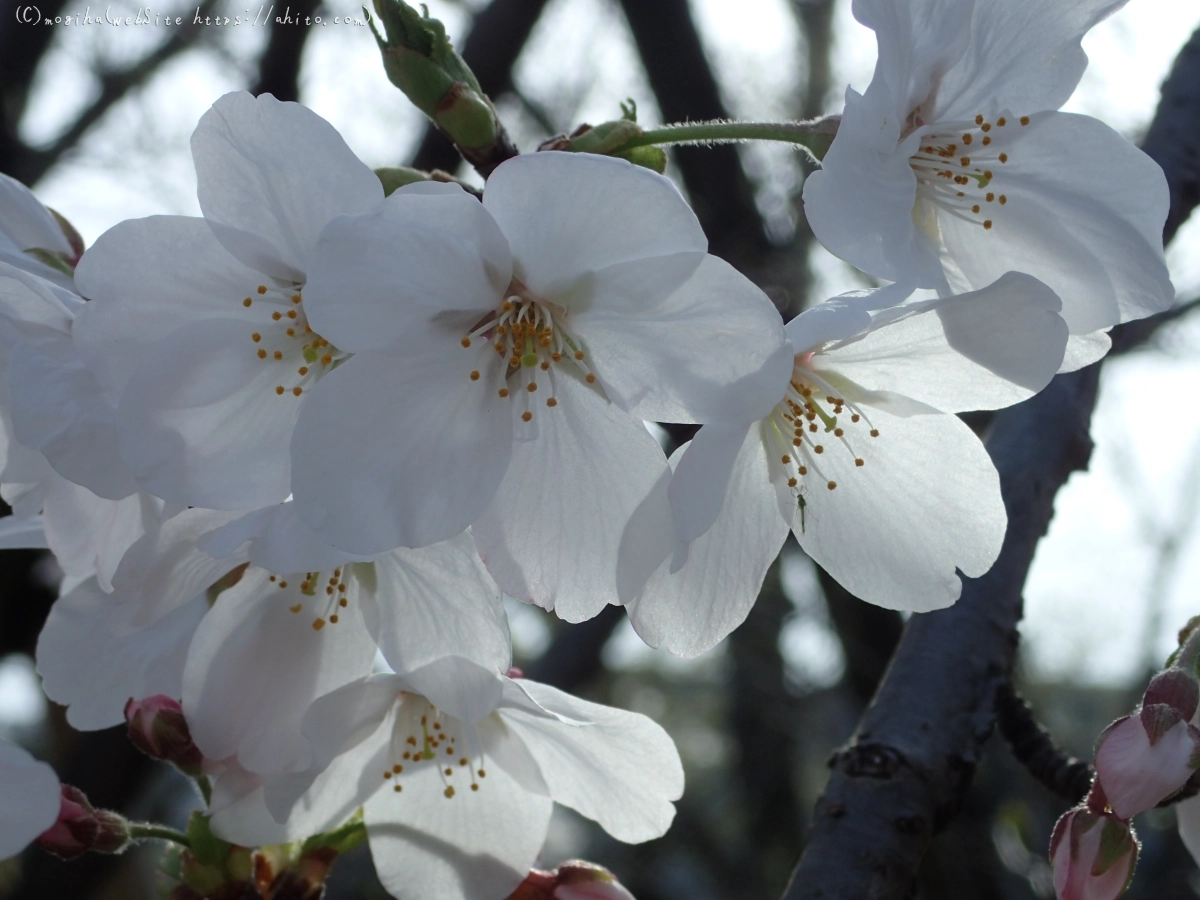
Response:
[613,144,668,173]
[184,812,231,868]
[299,811,368,857]
[23,247,75,277]
[375,166,431,196]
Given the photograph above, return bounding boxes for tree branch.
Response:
[250,0,321,102]
[781,25,1200,898]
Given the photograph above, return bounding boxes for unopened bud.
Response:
[125,695,205,778]
[1143,668,1200,720]
[1050,807,1137,900]
[509,861,636,900]
[371,0,498,151]
[36,785,130,859]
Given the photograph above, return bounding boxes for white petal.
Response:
[0,740,60,861]
[0,514,47,549]
[182,568,377,773]
[199,502,363,574]
[0,263,74,344]
[1058,330,1112,373]
[400,657,505,727]
[937,112,1172,334]
[369,533,511,677]
[291,346,513,554]
[364,727,552,900]
[303,189,511,354]
[36,577,207,730]
[784,292,876,353]
[41,479,163,592]
[802,89,943,289]
[263,675,403,823]
[790,406,1005,611]
[472,374,670,622]
[7,339,138,499]
[631,430,790,657]
[500,679,682,842]
[73,215,265,395]
[116,318,300,510]
[934,0,1127,119]
[820,272,1067,413]
[668,422,754,544]
[575,254,792,424]
[192,92,382,280]
[0,173,72,256]
[483,152,707,299]
[110,507,245,630]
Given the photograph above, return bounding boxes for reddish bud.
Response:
[508,862,635,900]
[1143,669,1199,720]
[1094,711,1200,818]
[1050,807,1137,900]
[36,785,130,859]
[125,695,205,777]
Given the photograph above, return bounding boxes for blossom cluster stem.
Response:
[614,119,836,161]
[128,822,191,848]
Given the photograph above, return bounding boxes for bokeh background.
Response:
[2,0,1200,897]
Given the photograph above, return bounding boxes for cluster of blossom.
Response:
[0,0,1181,897]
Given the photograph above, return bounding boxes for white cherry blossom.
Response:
[622,274,1068,655]
[72,91,383,510]
[224,657,682,900]
[0,173,79,292]
[802,0,1173,368]
[291,151,791,621]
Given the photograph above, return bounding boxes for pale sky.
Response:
[6,0,1200,706]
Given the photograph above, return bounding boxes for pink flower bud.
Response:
[508,862,636,900]
[36,785,130,859]
[125,695,204,777]
[1094,709,1200,819]
[1050,807,1137,900]
[1143,669,1199,720]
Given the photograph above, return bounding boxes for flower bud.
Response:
[1049,807,1137,900]
[36,785,130,859]
[508,861,636,900]
[1093,704,1200,819]
[371,0,498,151]
[125,695,205,778]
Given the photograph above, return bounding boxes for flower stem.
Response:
[128,822,191,848]
[614,117,838,161]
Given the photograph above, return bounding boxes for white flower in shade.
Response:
[0,173,81,292]
[290,151,791,621]
[621,274,1069,655]
[802,0,1173,370]
[71,91,383,511]
[37,504,510,777]
[219,657,682,900]
[0,740,61,861]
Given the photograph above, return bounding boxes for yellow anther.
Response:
[275,385,285,395]
[243,297,252,307]
[287,309,297,319]
[292,387,303,396]
[498,388,510,398]
[1020,116,1030,126]
[298,366,308,375]
[257,285,267,295]
[827,481,837,490]
[855,459,865,467]
[521,411,533,422]
[252,333,261,342]
[998,153,1008,163]
[870,429,880,437]
[585,374,596,384]
[288,603,301,613]
[272,311,282,321]
[540,361,550,371]
[444,787,455,799]
[814,445,825,454]
[258,349,267,359]
[547,397,557,407]
[286,328,295,336]
[527,382,538,393]
[312,618,326,631]
[470,371,480,381]
[461,337,471,348]
[983,220,993,230]
[574,350,584,360]
[787,477,797,487]
[781,455,791,464]
[291,294,301,304]
[329,614,339,623]
[273,351,283,360]
[798,466,808,475]
[834,428,844,437]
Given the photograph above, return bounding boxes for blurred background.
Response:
[2,0,1200,897]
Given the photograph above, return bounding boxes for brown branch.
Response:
[250,0,321,102]
[995,681,1094,804]
[0,0,70,179]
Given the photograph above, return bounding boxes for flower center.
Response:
[460,279,599,427]
[381,701,486,799]
[242,283,347,399]
[908,113,1030,239]
[766,357,879,507]
[270,565,354,631]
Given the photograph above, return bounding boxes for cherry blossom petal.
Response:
[303,186,512,354]
[935,112,1172,334]
[1094,714,1200,819]
[368,534,511,678]
[182,568,377,773]
[667,421,755,544]
[292,342,513,554]
[630,430,790,657]
[500,679,683,842]
[0,514,47,549]
[472,373,670,622]
[37,577,207,730]
[7,339,138,500]
[198,502,362,575]
[933,0,1127,120]
[401,657,505,727]
[73,216,265,395]
[819,272,1067,412]
[784,291,877,353]
[0,740,60,861]
[483,152,707,300]
[790,405,1004,611]
[116,318,301,510]
[0,173,72,256]
[1060,331,1112,373]
[0,263,74,345]
[191,92,382,281]
[575,255,792,424]
[364,733,552,900]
